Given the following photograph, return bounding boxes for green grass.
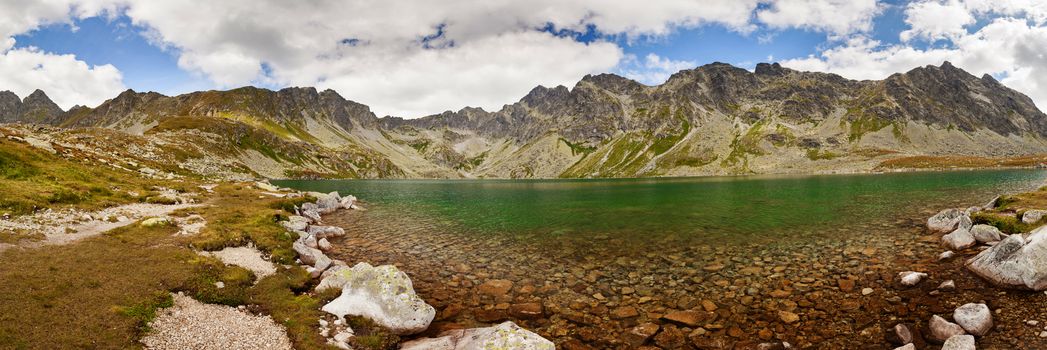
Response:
[558,138,596,156]
[805,149,839,161]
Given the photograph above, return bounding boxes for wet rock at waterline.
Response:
[399,321,554,350]
[929,209,965,233]
[886,323,913,346]
[320,262,435,335]
[943,227,976,251]
[966,226,1047,291]
[953,303,993,336]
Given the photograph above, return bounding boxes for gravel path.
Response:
[141,293,293,350]
[0,203,199,253]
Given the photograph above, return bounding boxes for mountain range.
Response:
[2,61,1046,179]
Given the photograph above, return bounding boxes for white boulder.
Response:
[943,228,976,251]
[966,226,1047,291]
[893,344,915,350]
[313,191,342,214]
[929,209,964,233]
[281,215,310,231]
[318,238,332,252]
[399,321,554,350]
[953,303,992,336]
[898,271,928,287]
[971,224,1003,244]
[928,315,967,343]
[940,251,956,261]
[941,334,975,350]
[340,195,357,210]
[320,262,435,335]
[1024,210,1047,224]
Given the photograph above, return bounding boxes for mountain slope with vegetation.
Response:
[3,61,1046,179]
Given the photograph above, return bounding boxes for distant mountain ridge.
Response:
[3,61,1047,179]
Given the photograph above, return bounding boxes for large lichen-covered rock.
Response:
[1023,209,1047,224]
[966,226,1047,290]
[308,191,342,214]
[399,321,554,350]
[320,262,435,335]
[971,224,1003,244]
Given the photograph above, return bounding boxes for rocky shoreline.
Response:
[272,183,556,349]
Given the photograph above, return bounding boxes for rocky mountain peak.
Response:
[19,89,63,124]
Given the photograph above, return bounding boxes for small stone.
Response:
[861,288,874,295]
[611,306,639,319]
[939,251,956,261]
[1027,320,1040,326]
[886,323,913,345]
[928,315,966,343]
[662,310,706,327]
[941,334,975,350]
[838,279,856,292]
[1040,331,1047,338]
[898,271,928,287]
[893,344,915,350]
[625,323,660,346]
[938,280,956,291]
[953,303,992,336]
[477,279,513,298]
[700,300,717,312]
[508,303,543,320]
[778,311,799,324]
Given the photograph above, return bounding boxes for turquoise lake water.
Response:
[274,170,1047,242]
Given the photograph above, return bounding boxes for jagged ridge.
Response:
[2,61,1046,179]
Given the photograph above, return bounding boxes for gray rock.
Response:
[888,323,913,345]
[943,227,976,250]
[940,251,957,261]
[1023,209,1047,224]
[929,209,964,233]
[953,303,992,336]
[967,226,1047,290]
[941,334,976,350]
[399,321,554,350]
[308,225,345,238]
[321,262,435,335]
[938,280,956,291]
[983,195,1001,210]
[893,344,915,350]
[928,315,967,343]
[318,237,332,252]
[340,195,357,209]
[293,241,326,266]
[971,224,1003,244]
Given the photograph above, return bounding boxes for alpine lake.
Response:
[275,169,1047,349]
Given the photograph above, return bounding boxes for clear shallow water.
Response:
[277,170,1047,348]
[275,170,1046,242]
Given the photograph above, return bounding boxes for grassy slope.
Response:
[0,133,160,217]
[0,154,342,350]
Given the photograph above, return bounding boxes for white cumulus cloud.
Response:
[0,46,124,109]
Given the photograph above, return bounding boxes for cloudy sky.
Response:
[1,0,1046,118]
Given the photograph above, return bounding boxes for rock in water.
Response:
[943,228,976,250]
[967,226,1047,291]
[1024,209,1047,224]
[929,209,964,233]
[928,315,967,343]
[893,344,915,350]
[399,321,554,350]
[886,323,913,345]
[971,224,1003,244]
[320,262,435,335]
[953,303,992,336]
[941,334,976,350]
[940,251,957,261]
[898,271,928,287]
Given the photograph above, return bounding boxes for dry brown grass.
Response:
[876,154,1047,170]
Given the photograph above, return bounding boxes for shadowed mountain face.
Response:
[2,62,1047,179]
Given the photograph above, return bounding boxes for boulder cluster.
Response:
[891,198,1047,349]
[268,184,553,349]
